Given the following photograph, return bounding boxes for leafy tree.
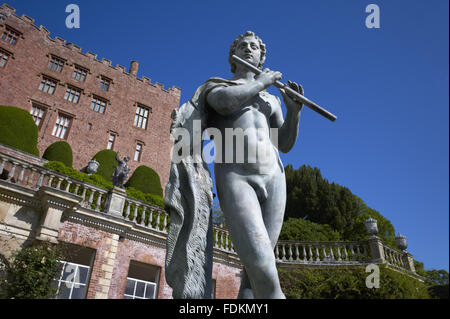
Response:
[279,218,341,242]
[211,200,225,225]
[0,243,64,299]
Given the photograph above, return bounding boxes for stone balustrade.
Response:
[0,150,418,274]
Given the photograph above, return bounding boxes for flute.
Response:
[231,54,337,122]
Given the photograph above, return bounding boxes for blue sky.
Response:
[4,0,448,271]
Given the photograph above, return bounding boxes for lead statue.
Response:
[112,152,130,188]
[165,31,305,299]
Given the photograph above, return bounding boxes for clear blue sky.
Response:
[4,0,448,271]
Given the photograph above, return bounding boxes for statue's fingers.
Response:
[298,84,304,95]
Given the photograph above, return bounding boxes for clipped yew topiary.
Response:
[0,105,39,156]
[125,165,163,197]
[92,149,118,183]
[42,141,73,167]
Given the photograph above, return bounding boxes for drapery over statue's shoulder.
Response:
[164,77,238,299]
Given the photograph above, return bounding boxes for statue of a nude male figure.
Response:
[205,31,304,299]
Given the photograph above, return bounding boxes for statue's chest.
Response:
[248,91,274,118]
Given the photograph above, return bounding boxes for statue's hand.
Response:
[255,68,282,90]
[280,80,304,112]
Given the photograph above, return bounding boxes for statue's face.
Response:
[234,36,262,68]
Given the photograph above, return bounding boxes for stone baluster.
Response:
[329,245,335,262]
[95,192,102,211]
[132,204,138,223]
[281,243,287,261]
[315,246,320,262]
[36,171,45,189]
[148,209,154,226]
[163,212,168,231]
[348,245,355,261]
[302,245,307,262]
[156,210,161,230]
[295,244,300,261]
[28,167,37,187]
[125,202,131,219]
[343,244,349,261]
[56,177,62,189]
[0,158,5,175]
[47,175,55,187]
[336,244,342,262]
[17,164,26,185]
[275,245,280,261]
[308,245,313,262]
[322,245,327,262]
[6,161,17,182]
[288,243,293,261]
[140,207,147,225]
[74,184,80,195]
[216,229,222,248]
[65,180,72,192]
[88,189,95,207]
[80,186,87,200]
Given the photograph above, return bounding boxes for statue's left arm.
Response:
[270,81,304,153]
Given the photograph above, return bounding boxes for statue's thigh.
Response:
[218,179,272,256]
[261,172,286,246]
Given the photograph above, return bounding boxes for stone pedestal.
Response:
[104,187,127,218]
[35,186,82,243]
[368,236,386,264]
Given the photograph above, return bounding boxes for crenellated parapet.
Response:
[0,3,181,96]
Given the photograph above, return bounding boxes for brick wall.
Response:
[0,4,180,190]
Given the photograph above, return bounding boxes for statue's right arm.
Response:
[206,82,265,116]
[206,70,281,116]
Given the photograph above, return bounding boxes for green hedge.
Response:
[42,141,73,167]
[43,161,113,190]
[278,266,430,299]
[279,218,341,242]
[92,150,118,183]
[0,105,39,156]
[125,165,163,197]
[126,186,164,208]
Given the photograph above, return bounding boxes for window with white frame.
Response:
[48,55,65,72]
[72,65,88,82]
[54,261,90,299]
[90,96,107,114]
[133,105,149,130]
[99,77,110,91]
[134,143,142,161]
[53,245,95,299]
[0,49,10,67]
[52,114,71,139]
[38,76,57,95]
[1,27,20,45]
[30,104,46,128]
[64,86,81,104]
[107,133,116,150]
[124,261,160,299]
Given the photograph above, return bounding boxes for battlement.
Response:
[0,3,181,96]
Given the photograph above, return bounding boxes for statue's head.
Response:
[228,31,266,74]
[124,156,130,162]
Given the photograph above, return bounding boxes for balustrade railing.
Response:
[0,151,417,273]
[275,241,371,264]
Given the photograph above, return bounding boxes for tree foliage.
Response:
[278,266,430,299]
[0,105,40,156]
[0,243,63,299]
[279,218,341,242]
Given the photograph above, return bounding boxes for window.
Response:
[134,143,142,161]
[48,55,65,72]
[1,27,20,45]
[38,76,57,95]
[72,66,87,82]
[124,261,160,299]
[30,104,46,128]
[134,105,149,130]
[107,133,116,150]
[99,77,110,91]
[0,49,9,67]
[52,114,71,139]
[90,96,107,114]
[53,245,95,299]
[64,86,81,104]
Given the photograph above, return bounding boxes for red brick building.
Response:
[0,3,180,189]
